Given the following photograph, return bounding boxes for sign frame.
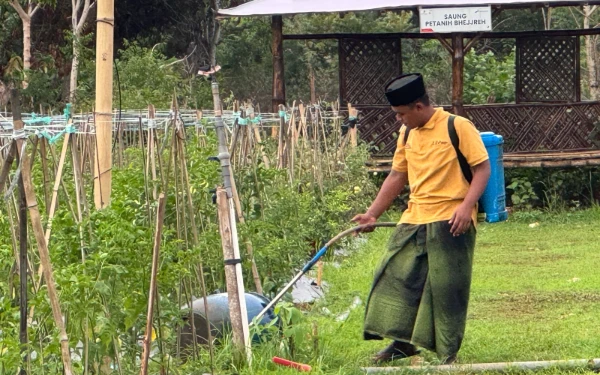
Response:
[419,6,493,33]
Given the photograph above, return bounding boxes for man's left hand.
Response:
[449,204,473,237]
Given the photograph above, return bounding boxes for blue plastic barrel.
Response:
[479,132,508,223]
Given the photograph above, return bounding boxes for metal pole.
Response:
[209,77,251,362]
[362,358,600,373]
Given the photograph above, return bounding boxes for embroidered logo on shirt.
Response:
[431,140,449,146]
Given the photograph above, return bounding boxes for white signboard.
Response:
[420,6,492,33]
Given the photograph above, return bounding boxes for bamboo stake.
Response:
[140,193,166,375]
[177,133,215,370]
[11,89,74,375]
[138,116,151,223]
[196,110,206,147]
[39,138,51,215]
[71,133,86,261]
[44,128,72,246]
[28,136,39,173]
[0,142,15,192]
[94,0,115,209]
[147,105,158,200]
[18,160,28,375]
[277,104,286,169]
[248,107,270,168]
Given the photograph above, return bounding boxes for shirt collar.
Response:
[419,107,445,130]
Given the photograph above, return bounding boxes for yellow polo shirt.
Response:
[392,108,489,225]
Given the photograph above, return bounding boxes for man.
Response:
[352,73,491,365]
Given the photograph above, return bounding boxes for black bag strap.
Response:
[448,115,473,184]
[402,116,473,184]
[402,126,411,145]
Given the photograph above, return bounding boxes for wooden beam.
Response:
[282,28,600,40]
[451,33,465,116]
[435,34,453,54]
[94,0,115,209]
[464,34,483,54]
[272,15,286,112]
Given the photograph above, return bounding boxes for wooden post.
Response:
[140,193,166,375]
[451,33,465,116]
[94,0,115,209]
[216,188,247,362]
[272,15,286,112]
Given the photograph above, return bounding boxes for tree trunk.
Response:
[584,6,599,100]
[70,35,80,103]
[22,18,32,88]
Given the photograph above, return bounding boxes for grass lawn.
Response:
[179,208,600,374]
[182,208,600,374]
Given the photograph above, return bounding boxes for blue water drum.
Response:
[479,132,508,223]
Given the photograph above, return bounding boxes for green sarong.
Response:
[363,221,475,357]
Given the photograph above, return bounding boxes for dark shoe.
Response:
[441,354,457,365]
[372,341,420,363]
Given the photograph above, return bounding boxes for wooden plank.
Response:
[368,150,600,170]
[283,28,600,41]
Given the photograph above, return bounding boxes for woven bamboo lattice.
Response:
[516,36,580,103]
[355,102,600,155]
[354,106,401,154]
[339,38,401,105]
[465,102,600,152]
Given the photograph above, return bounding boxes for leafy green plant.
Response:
[464,48,516,104]
[507,177,539,209]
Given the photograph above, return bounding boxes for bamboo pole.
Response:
[39,138,51,214]
[248,107,270,168]
[140,193,166,375]
[11,90,74,375]
[18,162,28,375]
[177,137,215,369]
[44,128,72,247]
[0,143,15,192]
[147,105,158,201]
[94,0,114,209]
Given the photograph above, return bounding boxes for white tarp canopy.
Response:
[218,0,597,17]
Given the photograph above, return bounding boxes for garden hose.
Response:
[252,222,398,324]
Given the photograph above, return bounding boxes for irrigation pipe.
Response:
[362,358,600,373]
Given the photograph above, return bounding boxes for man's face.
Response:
[392,102,425,129]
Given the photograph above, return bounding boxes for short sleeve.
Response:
[392,126,408,173]
[455,117,489,167]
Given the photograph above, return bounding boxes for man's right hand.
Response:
[351,213,377,233]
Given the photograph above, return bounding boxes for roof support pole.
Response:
[451,33,465,116]
[272,15,286,112]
